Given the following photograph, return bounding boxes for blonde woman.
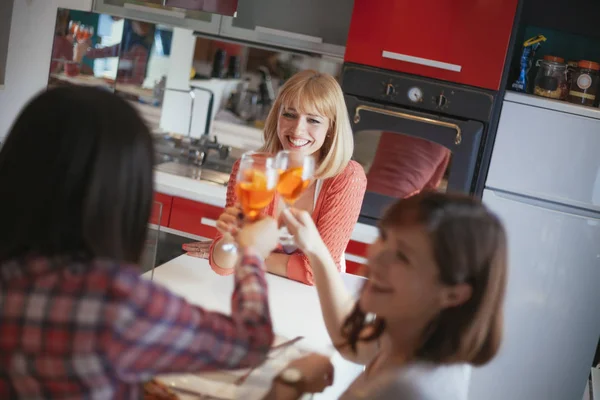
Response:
[184,70,366,285]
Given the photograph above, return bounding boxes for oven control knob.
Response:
[408,87,423,103]
[385,83,396,96]
[435,94,448,108]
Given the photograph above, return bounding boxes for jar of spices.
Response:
[566,60,578,88]
[568,60,600,106]
[534,56,568,100]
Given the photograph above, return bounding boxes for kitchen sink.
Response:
[155,162,230,186]
[152,133,242,186]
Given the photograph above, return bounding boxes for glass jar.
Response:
[533,57,568,100]
[566,60,579,88]
[568,60,600,107]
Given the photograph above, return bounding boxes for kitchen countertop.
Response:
[143,255,366,399]
[505,91,600,121]
[154,169,379,244]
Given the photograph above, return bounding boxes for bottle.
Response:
[211,48,227,79]
[227,55,241,79]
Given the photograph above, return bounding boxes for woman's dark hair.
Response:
[341,191,508,366]
[0,86,154,265]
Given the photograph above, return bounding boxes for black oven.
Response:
[341,64,497,226]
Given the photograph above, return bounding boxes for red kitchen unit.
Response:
[169,196,223,240]
[345,0,519,90]
[345,239,370,277]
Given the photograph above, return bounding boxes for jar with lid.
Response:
[566,60,578,88]
[568,60,600,106]
[533,56,568,100]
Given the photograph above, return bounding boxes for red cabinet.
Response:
[345,239,370,277]
[169,197,223,240]
[345,0,518,90]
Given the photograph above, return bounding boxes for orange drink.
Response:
[236,169,276,220]
[277,166,310,205]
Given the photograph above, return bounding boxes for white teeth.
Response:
[288,138,310,147]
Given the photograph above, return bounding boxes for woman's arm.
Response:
[103,219,279,378]
[282,210,379,365]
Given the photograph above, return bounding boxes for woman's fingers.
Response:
[182,241,211,251]
[281,208,301,233]
[216,221,238,235]
[294,208,314,226]
[185,250,210,259]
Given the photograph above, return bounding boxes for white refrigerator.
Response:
[469,92,600,400]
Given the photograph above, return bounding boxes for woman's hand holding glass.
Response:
[217,153,279,254]
[275,151,315,249]
[280,208,326,258]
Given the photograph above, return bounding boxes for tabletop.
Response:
[143,254,367,399]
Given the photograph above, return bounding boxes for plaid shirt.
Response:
[0,249,273,399]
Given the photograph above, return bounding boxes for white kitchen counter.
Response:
[154,170,379,245]
[155,170,227,207]
[144,255,366,399]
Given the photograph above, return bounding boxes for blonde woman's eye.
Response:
[308,118,321,124]
[282,112,296,119]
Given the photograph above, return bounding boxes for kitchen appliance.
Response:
[470,92,600,400]
[342,64,495,226]
[160,86,214,138]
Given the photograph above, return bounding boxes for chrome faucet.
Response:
[197,135,231,160]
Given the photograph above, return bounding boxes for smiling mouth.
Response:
[286,137,311,148]
[366,280,394,294]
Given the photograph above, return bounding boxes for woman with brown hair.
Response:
[264,192,508,399]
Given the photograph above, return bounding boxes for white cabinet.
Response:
[219,0,354,58]
[487,95,600,212]
[470,189,600,400]
[92,0,221,35]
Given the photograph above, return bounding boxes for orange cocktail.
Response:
[277,166,311,205]
[236,169,276,220]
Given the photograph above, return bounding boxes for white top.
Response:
[341,362,471,400]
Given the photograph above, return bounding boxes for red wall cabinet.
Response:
[344,0,518,90]
[169,196,223,240]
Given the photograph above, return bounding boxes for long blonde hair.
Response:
[260,70,354,179]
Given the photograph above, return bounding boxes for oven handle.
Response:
[352,105,462,145]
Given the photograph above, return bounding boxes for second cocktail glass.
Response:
[275,150,315,249]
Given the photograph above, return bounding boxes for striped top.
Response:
[209,160,367,285]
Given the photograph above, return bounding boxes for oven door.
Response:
[346,95,484,225]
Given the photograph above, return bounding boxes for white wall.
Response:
[0,0,93,139]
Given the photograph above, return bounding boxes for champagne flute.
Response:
[275,151,315,249]
[218,154,278,253]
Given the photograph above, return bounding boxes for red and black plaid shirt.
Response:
[0,249,273,399]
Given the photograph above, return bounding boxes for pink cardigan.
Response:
[209,160,367,285]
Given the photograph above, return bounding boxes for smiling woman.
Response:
[184,70,367,285]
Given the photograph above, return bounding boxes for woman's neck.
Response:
[373,317,431,372]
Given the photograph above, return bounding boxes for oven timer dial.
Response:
[408,87,423,103]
